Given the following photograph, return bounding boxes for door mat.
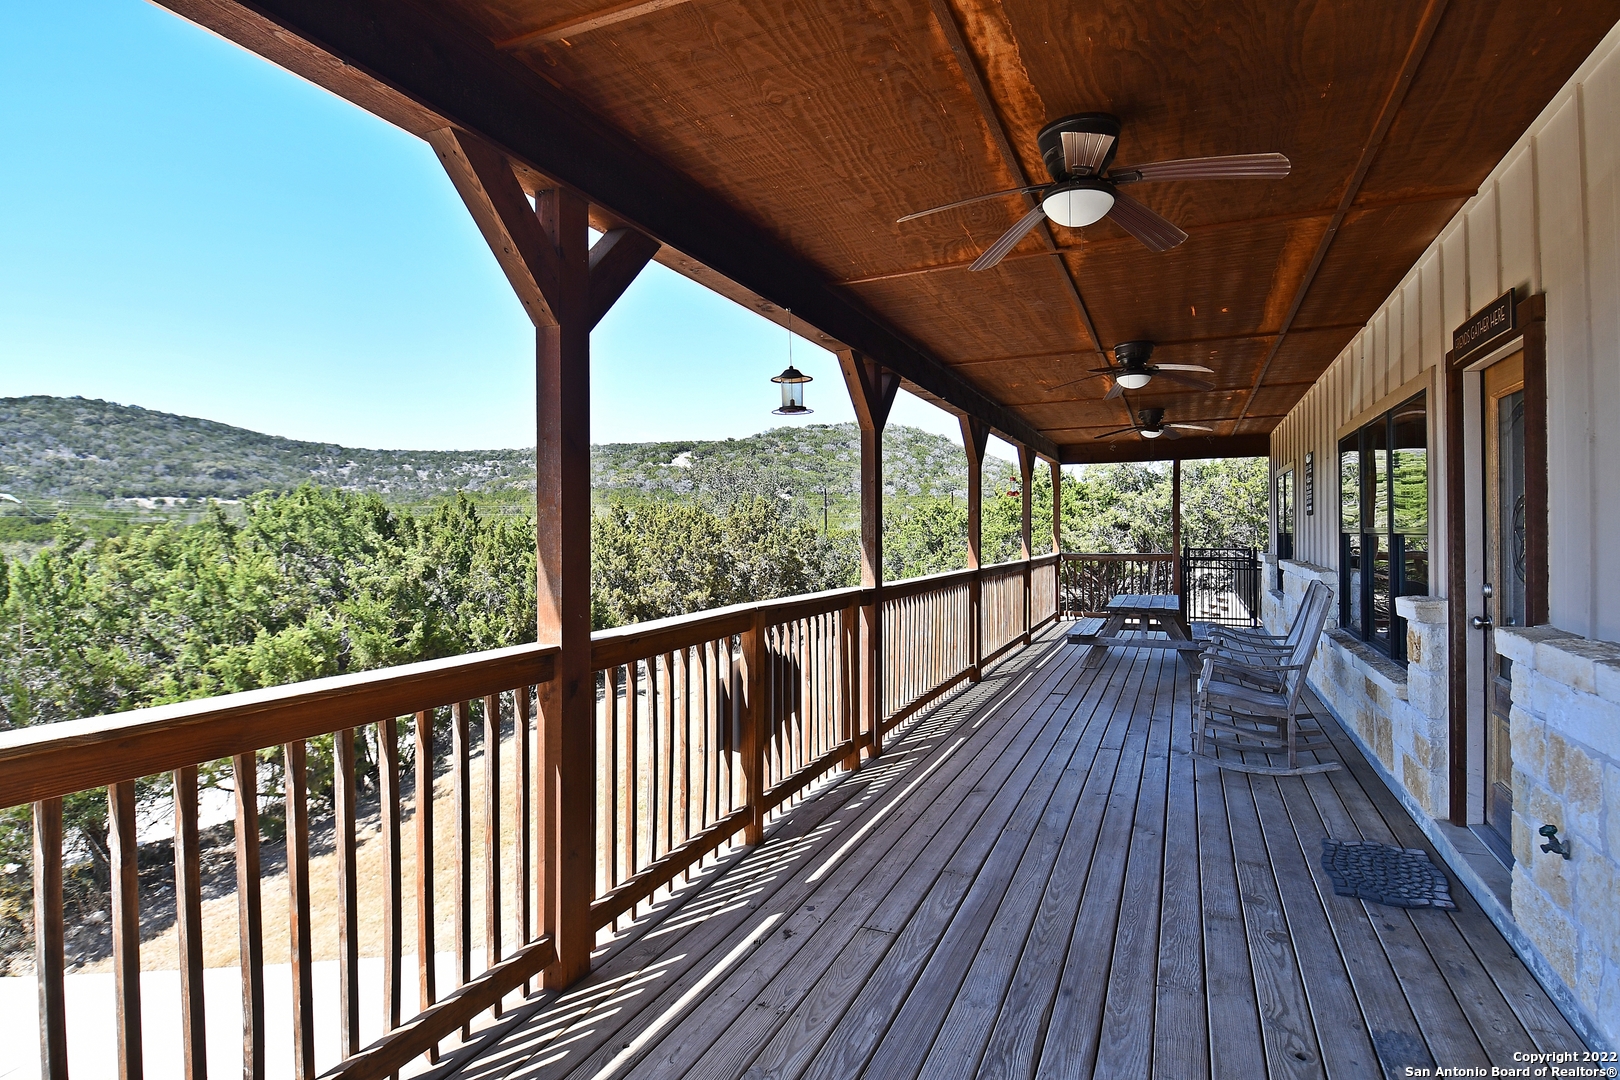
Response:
[1320,838,1456,910]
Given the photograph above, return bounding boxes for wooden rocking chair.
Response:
[1193,584,1338,775]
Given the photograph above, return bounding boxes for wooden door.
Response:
[1481,351,1526,856]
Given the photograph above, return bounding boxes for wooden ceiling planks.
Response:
[158,0,1620,460]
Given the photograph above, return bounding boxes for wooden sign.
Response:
[1304,451,1314,516]
[1453,289,1517,366]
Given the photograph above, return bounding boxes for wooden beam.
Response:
[925,0,1107,368]
[496,0,693,50]
[1233,0,1451,430]
[587,228,660,330]
[427,127,559,329]
[1060,434,1270,465]
[153,0,1059,460]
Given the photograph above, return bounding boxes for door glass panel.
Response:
[1497,389,1527,629]
[1340,436,1360,534]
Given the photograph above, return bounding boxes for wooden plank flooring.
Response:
[449,630,1583,1080]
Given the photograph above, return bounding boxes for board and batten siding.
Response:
[1271,16,1620,643]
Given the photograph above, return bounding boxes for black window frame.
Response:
[1338,391,1429,662]
[1275,466,1294,591]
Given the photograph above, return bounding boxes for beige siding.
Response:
[1271,18,1620,641]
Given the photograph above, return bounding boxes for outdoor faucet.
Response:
[1538,824,1571,859]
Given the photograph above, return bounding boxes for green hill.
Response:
[0,396,1013,524]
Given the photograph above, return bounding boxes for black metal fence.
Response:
[1181,547,1261,628]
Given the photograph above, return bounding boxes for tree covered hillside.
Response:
[0,396,1014,518]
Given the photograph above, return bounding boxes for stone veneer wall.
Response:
[1261,557,1452,819]
[1494,626,1620,1043]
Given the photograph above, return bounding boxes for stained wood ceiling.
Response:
[165,0,1619,460]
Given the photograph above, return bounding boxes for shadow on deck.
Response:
[439,627,1580,1080]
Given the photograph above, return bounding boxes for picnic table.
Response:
[1066,593,1202,657]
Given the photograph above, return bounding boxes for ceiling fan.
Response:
[898,113,1289,269]
[1093,407,1214,441]
[1057,340,1215,399]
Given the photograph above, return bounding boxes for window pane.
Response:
[1369,415,1390,536]
[1341,532,1363,636]
[1372,534,1392,640]
[1402,534,1430,597]
[1393,392,1428,538]
[1339,435,1360,533]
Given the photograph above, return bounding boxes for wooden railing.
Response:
[1059,552,1178,616]
[1,644,558,1080]
[882,568,973,732]
[2,559,1061,1078]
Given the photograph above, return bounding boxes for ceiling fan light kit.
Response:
[1042,180,1115,228]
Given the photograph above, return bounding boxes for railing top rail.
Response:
[1060,551,1178,562]
[0,642,558,810]
[589,585,866,668]
[880,566,977,602]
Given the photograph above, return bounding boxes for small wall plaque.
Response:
[1304,451,1314,516]
[1452,289,1517,366]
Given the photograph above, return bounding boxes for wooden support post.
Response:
[536,185,593,988]
[840,351,899,756]
[1049,459,1062,556]
[961,417,988,680]
[740,610,767,843]
[1018,445,1034,643]
[1049,458,1062,621]
[432,127,656,989]
[1172,457,1184,605]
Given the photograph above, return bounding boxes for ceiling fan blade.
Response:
[1112,152,1291,183]
[970,204,1049,271]
[896,185,1048,223]
[1088,366,1120,374]
[1167,423,1214,432]
[1104,378,1125,400]
[1061,130,1116,174]
[1092,425,1140,439]
[1153,371,1215,392]
[1105,191,1189,253]
[1153,363,1215,373]
[1160,427,1183,440]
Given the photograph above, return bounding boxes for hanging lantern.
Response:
[770,308,813,415]
[772,365,812,414]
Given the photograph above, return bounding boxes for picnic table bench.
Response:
[1066,593,1203,656]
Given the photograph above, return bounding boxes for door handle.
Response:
[1471,615,1493,631]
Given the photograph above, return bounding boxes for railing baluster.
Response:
[482,693,502,1018]
[379,716,403,1039]
[335,726,360,1057]
[513,688,532,996]
[233,752,266,1080]
[173,767,206,1080]
[623,661,638,896]
[284,740,315,1080]
[33,798,67,1080]
[452,700,472,1033]
[662,653,676,865]
[109,779,144,1080]
[413,710,437,1064]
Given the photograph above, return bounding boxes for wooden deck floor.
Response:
[448,628,1581,1080]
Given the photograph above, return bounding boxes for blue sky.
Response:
[0,0,990,453]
